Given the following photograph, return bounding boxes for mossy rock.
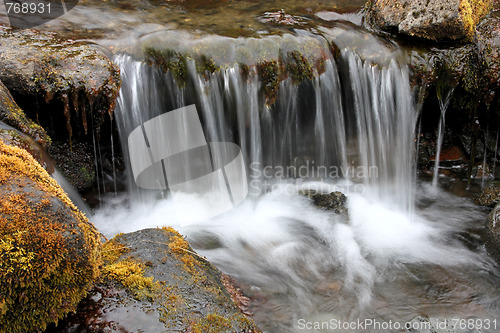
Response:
[366,0,492,42]
[0,139,101,333]
[49,228,261,332]
[0,80,51,149]
[0,26,120,144]
[475,186,500,207]
[486,203,500,262]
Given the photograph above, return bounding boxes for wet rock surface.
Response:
[366,0,492,41]
[0,25,120,143]
[486,203,500,261]
[302,190,349,215]
[48,228,260,332]
[49,141,96,192]
[0,139,101,333]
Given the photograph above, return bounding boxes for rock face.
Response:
[49,228,260,332]
[0,139,101,333]
[0,80,50,148]
[0,25,120,143]
[366,0,492,41]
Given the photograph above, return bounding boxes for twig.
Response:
[142,240,208,261]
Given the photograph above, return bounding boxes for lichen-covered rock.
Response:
[0,80,51,148]
[486,203,500,262]
[49,228,261,332]
[0,139,101,333]
[0,25,120,144]
[366,0,492,41]
[475,186,500,206]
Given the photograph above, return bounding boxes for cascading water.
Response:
[92,31,500,332]
[432,88,454,190]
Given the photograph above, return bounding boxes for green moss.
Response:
[145,47,188,86]
[286,50,314,84]
[257,60,281,107]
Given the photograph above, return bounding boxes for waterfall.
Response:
[92,37,500,332]
[113,47,418,212]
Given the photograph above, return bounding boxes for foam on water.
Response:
[92,180,500,331]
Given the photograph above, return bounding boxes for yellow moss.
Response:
[0,139,101,333]
[102,232,127,264]
[459,0,492,40]
[102,260,155,297]
[190,313,232,333]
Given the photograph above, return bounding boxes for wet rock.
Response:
[486,203,500,262]
[0,26,120,144]
[49,141,96,192]
[49,228,261,332]
[0,79,50,148]
[475,185,500,206]
[366,0,492,41]
[0,139,101,333]
[475,3,500,102]
[430,145,465,165]
[302,190,348,215]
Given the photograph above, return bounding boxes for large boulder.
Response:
[0,25,120,143]
[0,139,101,333]
[48,228,260,332]
[366,0,492,41]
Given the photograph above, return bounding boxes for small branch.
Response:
[142,240,208,261]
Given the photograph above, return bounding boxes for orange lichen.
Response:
[0,139,101,333]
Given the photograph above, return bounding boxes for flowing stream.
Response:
[91,28,500,332]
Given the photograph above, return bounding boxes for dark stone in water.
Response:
[302,190,349,215]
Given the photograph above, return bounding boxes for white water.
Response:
[93,33,500,332]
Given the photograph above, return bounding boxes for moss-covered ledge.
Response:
[140,32,333,107]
